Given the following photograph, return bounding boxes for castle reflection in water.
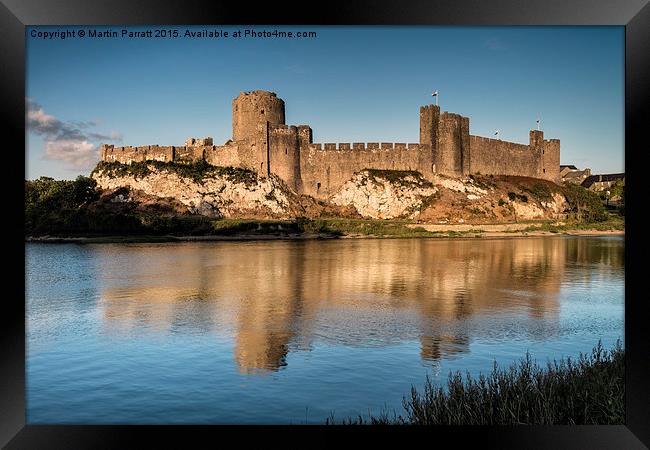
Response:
[95,237,624,373]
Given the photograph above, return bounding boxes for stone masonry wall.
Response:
[436,112,469,177]
[542,139,561,183]
[419,105,440,146]
[268,124,302,192]
[102,142,259,172]
[204,143,244,168]
[299,143,433,198]
[468,135,542,179]
[232,90,285,142]
[101,145,175,163]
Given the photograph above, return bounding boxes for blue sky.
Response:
[26,26,624,180]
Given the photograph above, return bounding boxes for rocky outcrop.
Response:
[330,170,438,220]
[90,162,571,223]
[92,164,303,219]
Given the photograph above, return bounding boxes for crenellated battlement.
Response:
[440,112,464,120]
[306,142,424,152]
[185,137,213,147]
[100,89,561,198]
[269,124,298,134]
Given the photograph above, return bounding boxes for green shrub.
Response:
[562,183,608,222]
[507,192,528,203]
[469,175,496,190]
[294,218,437,238]
[363,169,432,188]
[25,176,101,235]
[92,160,259,185]
[525,182,554,202]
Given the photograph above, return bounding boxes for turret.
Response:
[419,104,440,146]
[529,130,544,148]
[232,90,285,141]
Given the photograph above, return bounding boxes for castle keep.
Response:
[101,90,560,198]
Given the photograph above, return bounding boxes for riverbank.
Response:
[25,216,624,243]
[25,233,335,244]
[407,220,624,238]
[328,341,624,425]
[27,171,624,242]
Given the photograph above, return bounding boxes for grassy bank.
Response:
[519,214,624,234]
[25,176,623,240]
[295,218,443,237]
[26,218,450,242]
[26,215,624,242]
[328,341,624,425]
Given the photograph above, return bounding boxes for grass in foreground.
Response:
[328,340,624,425]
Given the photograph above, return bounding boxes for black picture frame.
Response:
[3,0,648,447]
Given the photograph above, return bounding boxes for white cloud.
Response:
[26,98,121,171]
[44,139,99,170]
[27,102,64,135]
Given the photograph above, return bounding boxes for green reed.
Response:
[328,340,624,425]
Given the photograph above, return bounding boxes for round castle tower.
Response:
[232,90,285,141]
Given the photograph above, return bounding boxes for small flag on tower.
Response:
[431,90,439,106]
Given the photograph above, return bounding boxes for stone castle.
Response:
[101,90,560,198]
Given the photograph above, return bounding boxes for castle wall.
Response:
[204,143,243,168]
[300,142,433,198]
[205,137,265,175]
[175,145,205,162]
[459,116,471,175]
[436,113,469,177]
[254,122,270,176]
[542,139,561,183]
[269,124,301,192]
[101,145,175,164]
[468,135,542,178]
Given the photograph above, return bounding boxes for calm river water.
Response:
[26,236,624,424]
